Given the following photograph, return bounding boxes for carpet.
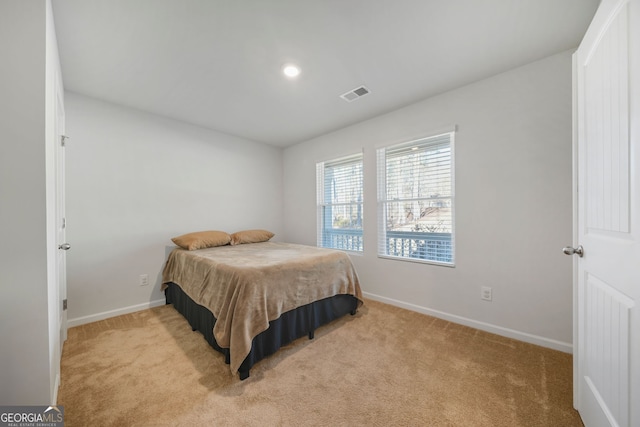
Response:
[58,299,583,426]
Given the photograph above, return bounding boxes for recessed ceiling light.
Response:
[282,64,301,78]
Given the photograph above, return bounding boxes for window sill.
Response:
[377,254,455,268]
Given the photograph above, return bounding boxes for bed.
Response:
[161,241,363,380]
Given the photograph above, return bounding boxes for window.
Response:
[316,153,363,252]
[377,132,454,265]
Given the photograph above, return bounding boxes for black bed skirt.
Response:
[164,282,358,380]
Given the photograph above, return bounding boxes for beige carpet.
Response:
[58,300,583,426]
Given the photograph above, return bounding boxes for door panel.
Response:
[584,2,629,234]
[55,87,67,348]
[574,0,639,426]
[582,273,631,422]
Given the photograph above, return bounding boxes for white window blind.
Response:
[316,153,363,252]
[377,132,454,264]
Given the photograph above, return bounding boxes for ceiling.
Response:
[52,0,600,147]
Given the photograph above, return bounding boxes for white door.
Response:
[573,0,639,426]
[55,89,68,348]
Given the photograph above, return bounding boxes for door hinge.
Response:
[63,299,67,311]
[62,217,66,229]
[61,135,69,147]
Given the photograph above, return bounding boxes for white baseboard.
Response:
[67,294,573,353]
[67,299,166,328]
[362,291,573,354]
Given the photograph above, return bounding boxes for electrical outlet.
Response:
[139,274,149,287]
[481,286,492,301]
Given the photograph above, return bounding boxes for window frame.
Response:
[316,152,364,253]
[376,131,455,266]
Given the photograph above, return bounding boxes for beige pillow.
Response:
[230,229,275,245]
[171,230,231,250]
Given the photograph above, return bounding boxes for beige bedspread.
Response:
[161,241,363,374]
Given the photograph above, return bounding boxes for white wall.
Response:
[0,1,60,405]
[65,93,283,323]
[283,51,574,351]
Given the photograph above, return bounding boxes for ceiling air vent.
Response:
[340,85,370,102]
